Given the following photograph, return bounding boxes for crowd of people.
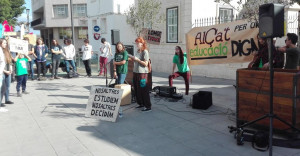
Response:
[2,32,297,113]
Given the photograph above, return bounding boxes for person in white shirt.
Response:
[81,39,93,77]
[62,39,77,76]
[98,38,112,76]
[0,39,8,112]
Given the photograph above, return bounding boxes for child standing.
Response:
[14,53,31,97]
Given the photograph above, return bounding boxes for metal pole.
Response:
[267,38,274,156]
[26,9,30,33]
[70,0,76,62]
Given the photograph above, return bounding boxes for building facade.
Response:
[86,0,136,57]
[31,0,88,51]
[137,0,300,79]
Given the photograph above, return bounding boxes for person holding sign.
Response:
[169,46,190,95]
[24,37,35,80]
[50,39,63,80]
[98,38,112,76]
[1,39,14,104]
[129,37,152,112]
[113,42,128,84]
[81,39,93,77]
[34,38,49,81]
[14,53,31,97]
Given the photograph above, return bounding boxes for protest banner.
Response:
[9,37,28,55]
[85,86,123,122]
[186,20,259,65]
[141,28,162,45]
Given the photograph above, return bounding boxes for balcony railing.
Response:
[31,18,43,27]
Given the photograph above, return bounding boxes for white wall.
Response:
[87,0,136,61]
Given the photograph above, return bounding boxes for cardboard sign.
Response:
[186,20,259,65]
[9,37,28,55]
[85,86,123,122]
[141,28,162,45]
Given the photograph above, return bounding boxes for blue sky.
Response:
[16,0,40,35]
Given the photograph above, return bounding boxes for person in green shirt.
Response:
[14,53,31,97]
[113,42,128,84]
[169,46,190,95]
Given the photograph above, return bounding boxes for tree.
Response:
[214,0,300,21]
[125,0,165,36]
[0,0,25,26]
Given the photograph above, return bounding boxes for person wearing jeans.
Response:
[34,38,49,80]
[2,45,13,104]
[113,42,128,84]
[62,39,77,76]
[14,53,31,97]
[24,37,35,80]
[51,39,62,79]
[0,39,12,108]
[169,46,190,95]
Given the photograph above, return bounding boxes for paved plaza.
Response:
[0,71,299,156]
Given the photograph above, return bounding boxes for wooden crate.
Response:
[236,68,300,130]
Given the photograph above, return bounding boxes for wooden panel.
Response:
[125,61,134,85]
[238,70,294,96]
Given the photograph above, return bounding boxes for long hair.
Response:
[52,39,59,46]
[0,39,12,64]
[36,38,44,45]
[116,42,125,53]
[135,36,147,51]
[176,46,184,64]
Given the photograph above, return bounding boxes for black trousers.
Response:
[83,59,91,76]
[133,73,151,109]
[52,59,60,77]
[36,61,46,78]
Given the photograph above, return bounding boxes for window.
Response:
[78,27,88,39]
[167,7,178,43]
[73,4,87,17]
[59,27,72,39]
[53,5,68,18]
[100,18,107,33]
[219,8,233,23]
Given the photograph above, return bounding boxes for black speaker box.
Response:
[259,3,284,38]
[153,86,176,97]
[192,91,212,110]
[111,29,120,45]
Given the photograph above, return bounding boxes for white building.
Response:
[31,0,88,50]
[138,0,300,79]
[86,0,136,56]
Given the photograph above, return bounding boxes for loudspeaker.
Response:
[111,29,120,45]
[153,86,176,97]
[259,3,284,38]
[192,91,212,110]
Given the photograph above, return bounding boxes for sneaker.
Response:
[135,105,144,108]
[22,91,30,94]
[54,76,60,79]
[17,92,22,97]
[5,101,14,104]
[141,108,152,112]
[50,77,54,80]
